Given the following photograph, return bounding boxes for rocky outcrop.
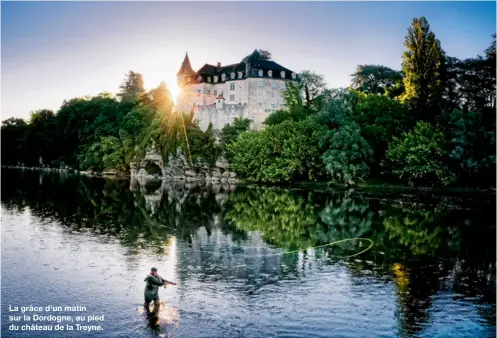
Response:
[131,147,242,184]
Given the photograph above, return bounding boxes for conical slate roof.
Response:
[176,52,195,77]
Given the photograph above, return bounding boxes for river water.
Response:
[1,170,495,337]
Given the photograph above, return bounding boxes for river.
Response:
[1,170,495,337]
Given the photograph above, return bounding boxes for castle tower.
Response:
[215,93,225,110]
[176,52,196,88]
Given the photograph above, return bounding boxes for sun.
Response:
[169,82,181,105]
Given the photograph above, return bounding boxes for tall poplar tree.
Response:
[401,17,446,122]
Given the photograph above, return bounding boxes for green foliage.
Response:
[22,110,59,166]
[1,118,28,165]
[219,117,250,160]
[351,65,404,95]
[384,80,406,100]
[448,109,496,183]
[314,88,358,129]
[117,70,146,103]
[264,105,310,126]
[77,136,125,171]
[264,81,314,126]
[298,70,328,112]
[352,93,411,167]
[100,136,125,170]
[228,118,326,182]
[321,122,373,186]
[384,121,456,186]
[401,17,445,122]
[184,122,220,167]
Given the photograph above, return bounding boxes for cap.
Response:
[151,267,158,272]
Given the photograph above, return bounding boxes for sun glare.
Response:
[169,83,181,105]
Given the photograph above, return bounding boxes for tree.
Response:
[149,82,174,115]
[219,117,250,160]
[383,121,455,186]
[321,122,373,186]
[401,17,446,122]
[351,92,411,170]
[228,118,327,182]
[298,70,327,111]
[23,109,58,166]
[458,57,496,113]
[314,88,359,129]
[448,109,495,185]
[184,122,220,167]
[257,49,272,60]
[351,65,404,95]
[117,71,146,103]
[1,118,28,165]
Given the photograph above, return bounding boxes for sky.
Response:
[1,1,495,120]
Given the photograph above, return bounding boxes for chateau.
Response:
[176,50,298,131]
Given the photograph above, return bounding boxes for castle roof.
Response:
[176,52,195,77]
[182,50,297,84]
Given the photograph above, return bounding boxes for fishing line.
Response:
[183,238,374,262]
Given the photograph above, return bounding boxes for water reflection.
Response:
[1,170,495,337]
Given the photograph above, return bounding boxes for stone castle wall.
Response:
[179,77,289,131]
[194,104,248,132]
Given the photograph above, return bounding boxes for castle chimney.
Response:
[217,62,221,68]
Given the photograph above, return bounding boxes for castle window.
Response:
[214,90,217,96]
[197,89,201,95]
[207,90,211,96]
[258,79,263,88]
[280,96,285,105]
[271,82,277,89]
[230,94,235,101]
[214,76,218,83]
[291,72,297,80]
[268,70,272,77]
[207,77,211,83]
[231,72,235,79]
[230,83,235,91]
[258,95,262,104]
[238,72,243,79]
[258,69,263,77]
[281,82,286,90]
[281,71,286,78]
[222,74,226,81]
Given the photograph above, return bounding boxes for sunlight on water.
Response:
[136,302,180,327]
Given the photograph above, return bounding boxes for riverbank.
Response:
[3,165,495,196]
[1,165,130,179]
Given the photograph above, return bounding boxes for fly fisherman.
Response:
[144,267,176,312]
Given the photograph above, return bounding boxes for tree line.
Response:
[2,17,495,187]
[1,71,216,172]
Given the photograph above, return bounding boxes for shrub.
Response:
[383,121,456,186]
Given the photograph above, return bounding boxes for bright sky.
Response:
[1,1,495,120]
